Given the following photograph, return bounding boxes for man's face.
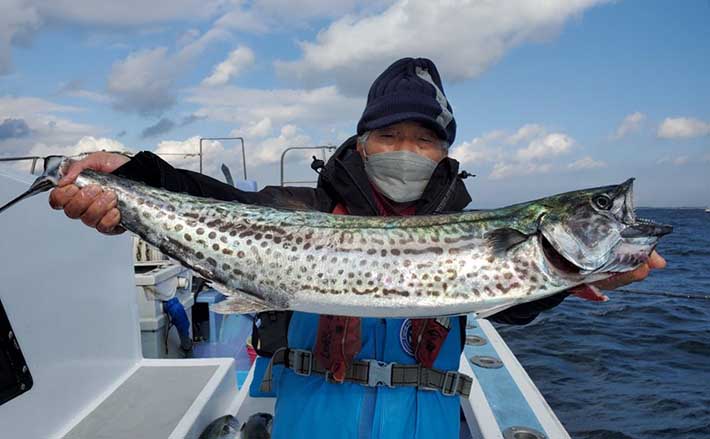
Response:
[357,121,447,162]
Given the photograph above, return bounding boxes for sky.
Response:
[0,0,708,207]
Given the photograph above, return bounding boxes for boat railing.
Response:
[280,145,337,186]
[198,137,247,179]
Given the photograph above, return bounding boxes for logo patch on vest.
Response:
[399,319,414,357]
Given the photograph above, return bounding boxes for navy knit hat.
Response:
[357,57,456,146]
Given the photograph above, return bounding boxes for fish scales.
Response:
[72,170,587,317]
[1,157,669,319]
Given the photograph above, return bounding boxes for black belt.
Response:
[260,348,472,398]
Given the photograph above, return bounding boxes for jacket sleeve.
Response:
[488,291,570,325]
[113,151,331,211]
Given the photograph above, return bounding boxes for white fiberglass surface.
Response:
[0,169,141,437]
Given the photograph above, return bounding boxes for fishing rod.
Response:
[615,288,710,301]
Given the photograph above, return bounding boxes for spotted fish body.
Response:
[0,156,671,318]
[59,166,671,319]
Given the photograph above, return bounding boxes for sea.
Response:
[496,208,710,439]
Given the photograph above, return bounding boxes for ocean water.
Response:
[496,208,710,438]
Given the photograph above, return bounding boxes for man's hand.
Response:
[48,152,130,235]
[592,250,666,290]
[571,250,666,301]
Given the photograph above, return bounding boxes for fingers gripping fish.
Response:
[0,156,672,318]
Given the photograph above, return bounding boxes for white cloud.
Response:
[613,112,645,139]
[657,117,710,139]
[516,133,574,160]
[490,162,552,180]
[253,0,377,21]
[568,156,607,170]
[657,155,690,166]
[188,84,363,134]
[106,28,228,115]
[202,46,255,87]
[215,0,389,33]
[0,0,229,75]
[450,124,577,179]
[251,124,313,166]
[0,96,78,116]
[507,123,546,144]
[34,0,223,25]
[153,136,219,173]
[58,80,110,103]
[449,130,506,165]
[0,96,101,156]
[106,47,176,115]
[5,135,130,174]
[214,6,271,33]
[150,126,313,179]
[238,117,273,139]
[0,0,42,74]
[276,0,608,93]
[28,135,131,157]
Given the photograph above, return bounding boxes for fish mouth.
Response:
[618,179,673,237]
[540,233,581,275]
[622,217,673,238]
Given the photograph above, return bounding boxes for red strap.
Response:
[411,318,451,368]
[313,315,361,382]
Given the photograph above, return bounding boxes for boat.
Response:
[0,150,569,438]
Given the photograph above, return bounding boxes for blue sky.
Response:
[0,0,708,207]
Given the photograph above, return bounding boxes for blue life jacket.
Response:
[269,312,462,439]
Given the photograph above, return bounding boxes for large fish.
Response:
[0,156,672,318]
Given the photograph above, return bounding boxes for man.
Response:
[49,58,665,438]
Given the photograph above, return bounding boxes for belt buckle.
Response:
[366,360,393,388]
[441,371,460,397]
[291,349,313,377]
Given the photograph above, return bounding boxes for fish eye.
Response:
[593,194,612,210]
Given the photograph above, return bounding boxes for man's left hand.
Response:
[592,250,666,291]
[571,250,666,301]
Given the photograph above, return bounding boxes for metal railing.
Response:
[0,156,44,174]
[280,145,336,186]
[199,137,247,179]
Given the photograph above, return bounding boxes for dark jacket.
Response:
[114,135,567,325]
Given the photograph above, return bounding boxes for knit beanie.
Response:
[357,57,456,146]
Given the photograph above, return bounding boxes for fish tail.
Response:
[0,156,67,214]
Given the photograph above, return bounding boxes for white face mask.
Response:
[362,149,439,203]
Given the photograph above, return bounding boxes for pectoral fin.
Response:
[485,228,529,256]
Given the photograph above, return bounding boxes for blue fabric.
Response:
[249,356,280,397]
[270,312,462,439]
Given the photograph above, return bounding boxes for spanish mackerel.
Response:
[0,156,672,318]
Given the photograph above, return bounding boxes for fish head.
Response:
[538,178,671,277]
[241,412,273,439]
[199,414,240,439]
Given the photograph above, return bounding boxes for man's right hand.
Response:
[48,152,131,235]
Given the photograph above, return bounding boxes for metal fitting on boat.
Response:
[470,355,503,369]
[465,335,487,346]
[502,426,547,439]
